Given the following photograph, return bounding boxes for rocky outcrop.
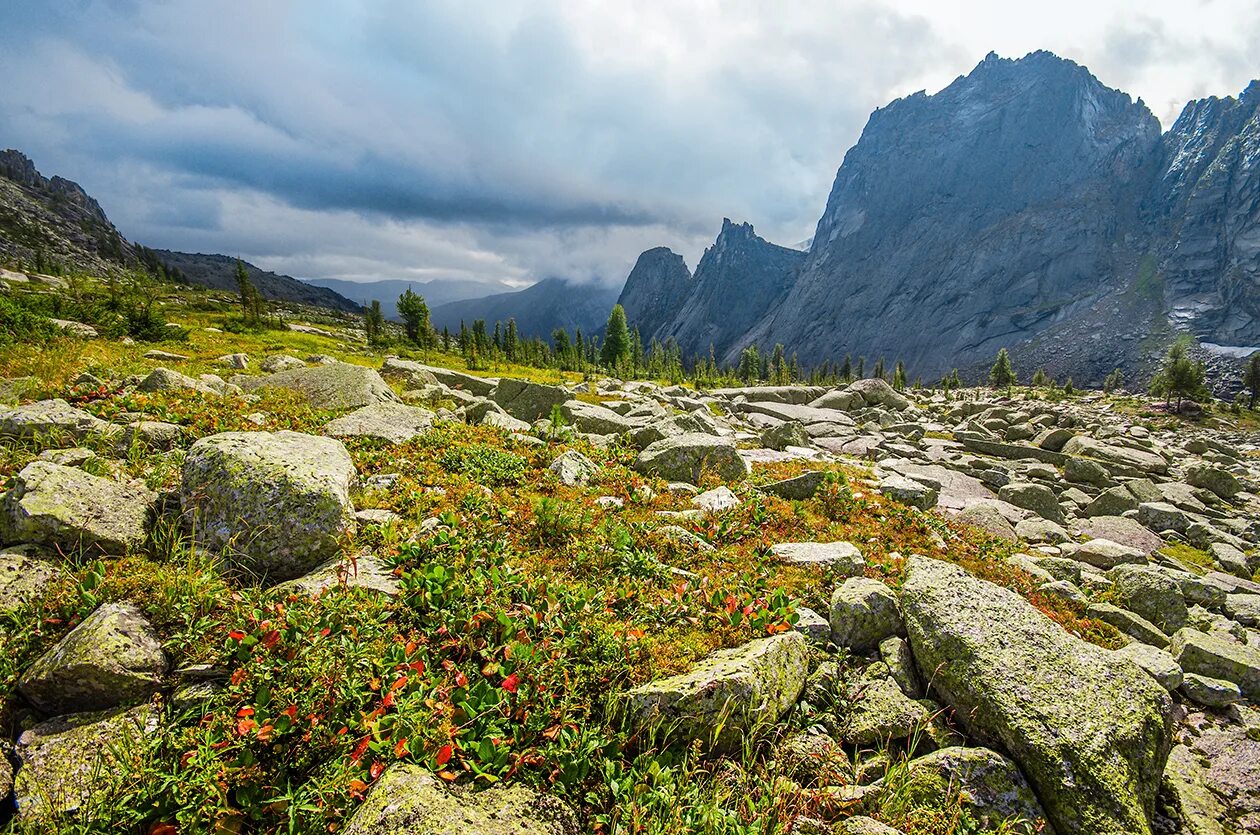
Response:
[902,555,1173,835]
[239,363,400,410]
[615,246,694,343]
[181,431,357,581]
[632,433,750,484]
[322,403,434,444]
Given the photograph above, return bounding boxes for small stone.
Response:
[692,486,740,514]
[793,606,830,646]
[771,541,864,573]
[1179,673,1241,708]
[547,450,599,487]
[1114,642,1183,690]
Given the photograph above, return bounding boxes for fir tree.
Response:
[1245,353,1260,409]
[600,304,632,369]
[989,348,1016,390]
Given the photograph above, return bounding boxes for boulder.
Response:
[902,556,1173,835]
[322,403,434,444]
[879,636,923,698]
[379,357,440,388]
[137,367,219,395]
[1060,436,1168,475]
[890,747,1049,833]
[260,354,306,373]
[998,482,1065,524]
[1113,643,1182,690]
[1169,628,1260,700]
[1073,538,1146,570]
[953,501,1018,541]
[272,552,401,598]
[619,632,807,753]
[692,486,740,514]
[1079,516,1164,554]
[1085,485,1139,517]
[1034,427,1075,451]
[633,433,750,484]
[342,763,578,835]
[384,361,494,396]
[1180,673,1241,708]
[1063,455,1111,487]
[241,362,400,409]
[0,398,113,441]
[760,470,826,500]
[559,400,633,436]
[1184,464,1241,500]
[548,450,599,487]
[842,675,929,746]
[1110,564,1187,633]
[0,545,60,613]
[878,474,938,510]
[830,577,903,653]
[1137,501,1188,534]
[0,462,154,554]
[13,705,160,824]
[839,818,903,835]
[761,421,811,451]
[181,431,357,581]
[492,378,569,422]
[18,601,166,714]
[771,541,864,574]
[845,378,911,411]
[1086,603,1170,648]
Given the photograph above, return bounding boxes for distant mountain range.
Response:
[305,277,511,321]
[617,51,1260,384]
[429,277,619,341]
[149,249,361,313]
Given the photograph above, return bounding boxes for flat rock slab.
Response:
[240,362,400,409]
[0,545,60,613]
[619,632,807,753]
[738,401,856,427]
[323,403,434,444]
[343,764,578,835]
[272,552,400,598]
[1170,628,1260,701]
[882,460,991,512]
[771,541,864,573]
[0,461,154,554]
[0,398,113,441]
[1079,515,1165,554]
[902,555,1173,835]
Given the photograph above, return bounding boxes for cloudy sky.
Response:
[1,1,1257,293]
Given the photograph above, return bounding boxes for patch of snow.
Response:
[1201,342,1260,358]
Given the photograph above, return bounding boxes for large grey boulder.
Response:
[878,474,938,510]
[260,354,306,373]
[1084,485,1139,517]
[902,556,1173,835]
[0,398,113,441]
[830,577,903,653]
[1060,436,1168,475]
[19,601,166,714]
[342,764,578,835]
[633,433,750,484]
[1184,463,1241,499]
[771,541,864,573]
[889,747,1049,833]
[0,545,60,613]
[559,400,633,435]
[1169,628,1260,700]
[845,378,911,411]
[272,552,401,598]
[842,675,929,746]
[1110,564,1188,633]
[1114,643,1183,690]
[492,378,569,422]
[761,421,812,450]
[548,450,599,486]
[379,357,440,388]
[241,362,400,409]
[619,632,807,753]
[383,360,494,396]
[1079,516,1164,554]
[137,367,219,395]
[760,470,826,500]
[998,482,1065,524]
[1073,538,1146,570]
[13,705,161,824]
[181,431,357,581]
[322,403,434,444]
[0,462,154,554]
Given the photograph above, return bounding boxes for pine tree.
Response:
[600,304,632,369]
[234,259,262,325]
[1031,368,1048,388]
[504,319,518,362]
[856,357,865,379]
[873,357,885,381]
[1103,368,1124,394]
[738,345,761,383]
[989,348,1016,390]
[396,288,431,346]
[840,355,852,382]
[1149,336,1205,412]
[892,360,906,391]
[1245,353,1260,409]
[364,300,385,346]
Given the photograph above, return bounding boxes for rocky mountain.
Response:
[618,52,1260,386]
[305,276,511,321]
[0,149,133,275]
[430,277,620,340]
[147,250,360,314]
[616,247,694,344]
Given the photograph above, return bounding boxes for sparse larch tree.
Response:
[1149,335,1205,412]
[600,304,631,369]
[989,348,1016,391]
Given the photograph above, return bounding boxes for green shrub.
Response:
[0,293,56,346]
[439,443,527,486]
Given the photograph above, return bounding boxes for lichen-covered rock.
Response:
[271,552,400,598]
[902,555,1173,835]
[1169,628,1260,700]
[633,433,750,485]
[260,354,306,373]
[121,419,185,451]
[1184,463,1241,499]
[19,601,166,714]
[323,403,434,444]
[998,482,1065,524]
[888,747,1048,834]
[761,421,812,450]
[138,367,219,395]
[1137,501,1188,533]
[0,398,113,441]
[1110,564,1188,633]
[1114,642,1182,690]
[559,400,633,436]
[1079,515,1165,553]
[692,486,739,514]
[13,705,160,824]
[491,378,569,422]
[1073,538,1146,570]
[878,474,938,510]
[840,818,904,835]
[842,676,929,746]
[548,450,598,486]
[1084,485,1139,517]
[343,763,578,835]
[1060,436,1168,475]
[880,636,923,699]
[771,541,864,573]
[1180,673,1241,707]
[242,362,400,409]
[181,431,357,581]
[1063,455,1111,486]
[760,470,826,500]
[0,461,154,554]
[1086,603,1170,648]
[619,632,807,753]
[830,578,903,653]
[845,378,911,411]
[0,545,60,613]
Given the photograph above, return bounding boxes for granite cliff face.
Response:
[618,52,1260,385]
[616,247,694,344]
